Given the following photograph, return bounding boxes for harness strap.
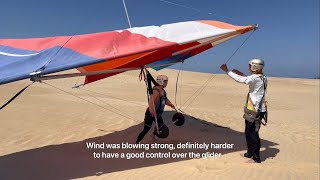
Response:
[258,75,268,125]
[153,87,167,115]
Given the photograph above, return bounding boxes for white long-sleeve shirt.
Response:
[227,71,267,112]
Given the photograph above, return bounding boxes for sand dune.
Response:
[0,69,319,180]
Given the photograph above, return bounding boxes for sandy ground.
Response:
[0,69,319,180]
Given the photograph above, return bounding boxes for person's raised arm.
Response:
[231,69,245,76]
[228,71,255,85]
[220,64,254,85]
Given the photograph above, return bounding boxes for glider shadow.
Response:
[0,111,279,180]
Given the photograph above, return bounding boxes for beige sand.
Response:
[0,69,319,180]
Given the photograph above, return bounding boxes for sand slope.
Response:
[0,69,319,180]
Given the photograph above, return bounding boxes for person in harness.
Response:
[220,58,268,163]
[136,75,175,144]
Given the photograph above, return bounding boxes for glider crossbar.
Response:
[31,62,180,82]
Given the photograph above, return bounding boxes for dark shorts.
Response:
[144,110,164,128]
[136,110,164,143]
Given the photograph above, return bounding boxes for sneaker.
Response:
[243,152,252,158]
[254,159,261,163]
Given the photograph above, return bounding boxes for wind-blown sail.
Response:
[0,20,255,85]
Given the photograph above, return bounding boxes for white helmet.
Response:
[156,75,168,86]
[249,58,264,72]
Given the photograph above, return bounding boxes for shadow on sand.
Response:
[0,111,279,180]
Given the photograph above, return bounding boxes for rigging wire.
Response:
[158,0,248,24]
[155,0,257,111]
[180,30,257,110]
[73,1,134,87]
[42,81,140,122]
[81,90,141,121]
[31,35,74,76]
[122,0,132,28]
[179,62,184,107]
[174,61,184,108]
[79,88,147,108]
[159,0,201,13]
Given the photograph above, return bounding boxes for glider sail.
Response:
[0,20,255,85]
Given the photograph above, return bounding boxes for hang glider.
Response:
[0,20,256,86]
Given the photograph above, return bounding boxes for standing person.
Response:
[220,59,268,163]
[136,75,175,144]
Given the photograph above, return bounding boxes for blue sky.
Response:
[0,0,319,78]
